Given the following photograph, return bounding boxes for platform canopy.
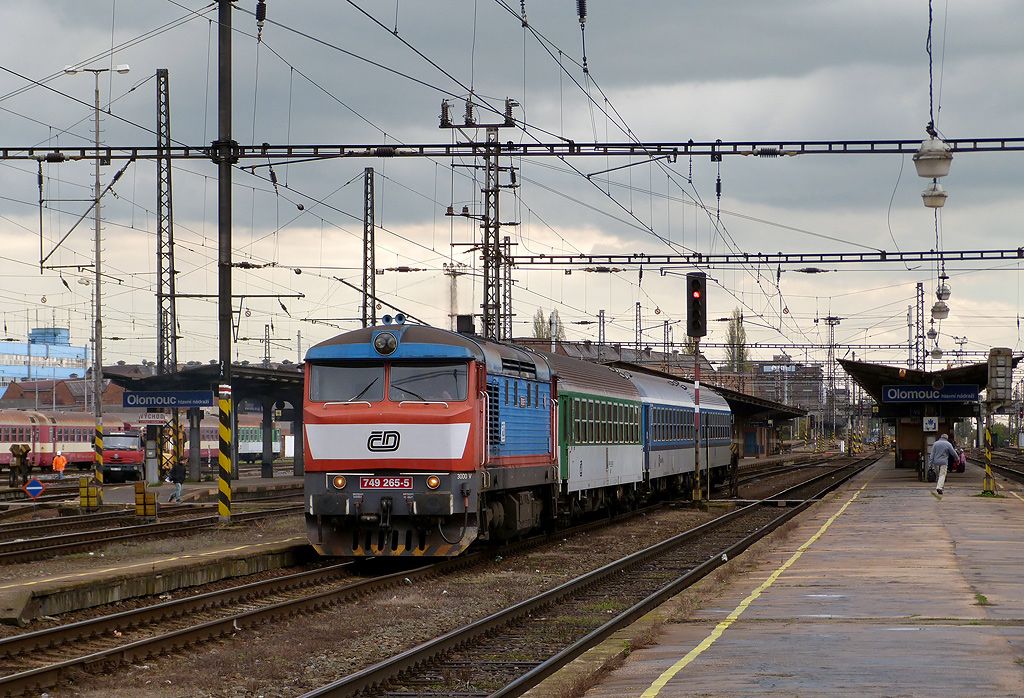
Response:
[105,363,303,407]
[838,356,1022,419]
[838,358,1020,403]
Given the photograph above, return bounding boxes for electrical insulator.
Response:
[576,0,587,23]
[256,1,267,40]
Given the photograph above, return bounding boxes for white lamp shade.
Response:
[913,138,953,178]
[922,181,948,208]
[931,347,943,359]
[927,327,937,340]
[936,283,951,301]
[931,300,950,320]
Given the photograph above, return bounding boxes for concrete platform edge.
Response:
[0,541,314,626]
[523,490,844,698]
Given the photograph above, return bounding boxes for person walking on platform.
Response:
[167,459,186,504]
[929,433,958,498]
[51,451,67,480]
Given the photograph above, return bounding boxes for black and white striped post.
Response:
[218,383,233,521]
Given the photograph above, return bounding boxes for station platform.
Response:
[541,455,1024,697]
[97,473,303,505]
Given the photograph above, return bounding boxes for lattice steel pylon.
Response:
[915,282,926,370]
[361,167,376,328]
[824,316,842,435]
[482,127,501,339]
[501,235,513,341]
[156,68,177,375]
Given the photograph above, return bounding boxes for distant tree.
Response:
[681,336,698,355]
[549,309,566,341]
[725,308,749,372]
[532,308,548,339]
[531,308,566,341]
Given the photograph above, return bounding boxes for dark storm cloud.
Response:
[1,1,1022,362]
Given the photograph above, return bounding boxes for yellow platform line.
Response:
[991,479,1024,502]
[0,536,306,591]
[641,483,868,698]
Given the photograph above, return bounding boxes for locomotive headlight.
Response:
[373,331,398,355]
[425,475,441,490]
[332,475,347,490]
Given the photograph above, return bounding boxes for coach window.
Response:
[309,362,384,402]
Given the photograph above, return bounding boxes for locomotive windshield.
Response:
[389,362,468,402]
[310,363,385,402]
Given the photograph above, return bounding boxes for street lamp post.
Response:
[64,64,129,484]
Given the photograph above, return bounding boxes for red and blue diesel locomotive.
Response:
[303,319,733,557]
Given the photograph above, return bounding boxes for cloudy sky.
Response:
[0,0,1021,375]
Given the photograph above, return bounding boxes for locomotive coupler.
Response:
[379,496,393,529]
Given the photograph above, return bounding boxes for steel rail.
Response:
[0,562,353,658]
[0,505,302,564]
[300,452,880,698]
[495,453,881,697]
[0,485,79,503]
[0,562,446,697]
[0,510,130,540]
[0,497,672,695]
[968,455,1024,484]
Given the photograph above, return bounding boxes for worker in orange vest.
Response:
[52,451,68,480]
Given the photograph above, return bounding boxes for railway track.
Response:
[0,485,80,504]
[0,495,678,696]
[968,451,1024,484]
[302,452,881,698]
[0,505,302,565]
[0,503,218,542]
[0,454,879,696]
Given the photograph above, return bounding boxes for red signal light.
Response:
[692,290,701,299]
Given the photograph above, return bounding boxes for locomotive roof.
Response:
[620,370,731,411]
[306,325,551,380]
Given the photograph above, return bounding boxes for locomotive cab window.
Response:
[310,362,384,402]
[389,361,468,402]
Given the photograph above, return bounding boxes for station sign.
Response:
[123,390,215,408]
[137,412,171,425]
[881,384,979,403]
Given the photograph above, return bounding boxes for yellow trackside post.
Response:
[93,423,104,485]
[982,423,996,496]
[217,383,233,521]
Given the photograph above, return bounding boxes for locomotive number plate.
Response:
[360,476,413,489]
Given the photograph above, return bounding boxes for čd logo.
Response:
[367,430,401,452]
